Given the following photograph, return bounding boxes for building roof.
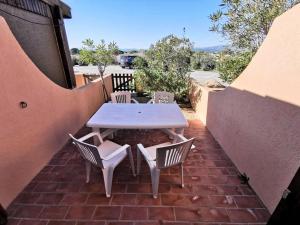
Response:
[41,0,72,18]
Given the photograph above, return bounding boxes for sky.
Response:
[63,0,226,49]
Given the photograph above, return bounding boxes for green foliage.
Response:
[210,0,300,52]
[134,35,193,99]
[70,48,79,55]
[71,55,80,65]
[202,56,216,71]
[191,52,205,70]
[217,51,254,83]
[210,0,299,82]
[191,52,217,71]
[79,38,118,72]
[133,69,147,93]
[133,56,148,69]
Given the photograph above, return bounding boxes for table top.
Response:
[86,103,188,129]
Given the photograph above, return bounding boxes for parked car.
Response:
[120,55,136,69]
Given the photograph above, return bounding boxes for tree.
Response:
[201,54,217,71]
[217,51,254,83]
[79,38,118,101]
[133,56,148,69]
[70,48,79,55]
[134,35,193,100]
[210,0,300,52]
[191,52,205,70]
[210,0,300,83]
[71,55,80,65]
[79,38,118,68]
[191,52,217,71]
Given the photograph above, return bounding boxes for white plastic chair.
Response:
[137,135,194,198]
[69,132,136,197]
[111,91,139,103]
[147,91,175,104]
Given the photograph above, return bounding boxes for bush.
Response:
[191,52,204,70]
[217,51,254,83]
[134,35,193,99]
[201,55,216,71]
[133,69,147,93]
[191,52,216,71]
[71,55,80,65]
[70,48,79,55]
[133,56,148,69]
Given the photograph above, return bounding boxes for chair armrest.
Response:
[175,134,195,149]
[175,134,187,142]
[102,144,129,161]
[137,144,155,161]
[147,99,154,104]
[131,98,139,104]
[78,132,103,144]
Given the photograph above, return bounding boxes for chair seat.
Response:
[143,142,172,160]
[97,140,127,168]
[97,140,122,158]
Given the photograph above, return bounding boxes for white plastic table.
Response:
[86,103,188,138]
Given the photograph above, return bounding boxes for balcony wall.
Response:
[189,5,300,213]
[0,17,112,207]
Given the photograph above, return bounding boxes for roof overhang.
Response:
[41,0,72,19]
[59,1,72,19]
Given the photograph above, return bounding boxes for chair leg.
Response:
[150,168,160,199]
[127,146,136,176]
[102,167,114,198]
[85,161,91,183]
[180,164,184,188]
[137,147,141,175]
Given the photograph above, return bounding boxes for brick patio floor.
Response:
[7,120,270,225]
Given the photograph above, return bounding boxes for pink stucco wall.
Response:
[0,17,112,208]
[190,5,300,213]
[189,81,222,125]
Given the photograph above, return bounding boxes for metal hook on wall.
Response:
[20,101,28,109]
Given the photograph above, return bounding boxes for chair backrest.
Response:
[69,134,103,168]
[111,91,131,103]
[153,91,174,104]
[156,138,194,169]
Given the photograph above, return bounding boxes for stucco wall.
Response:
[189,5,300,213]
[189,80,223,125]
[0,17,112,208]
[0,3,70,88]
[75,74,87,87]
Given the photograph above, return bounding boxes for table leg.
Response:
[92,127,100,145]
[175,128,184,135]
[162,128,177,140]
[101,128,117,139]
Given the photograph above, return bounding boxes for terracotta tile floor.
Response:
[7,120,270,225]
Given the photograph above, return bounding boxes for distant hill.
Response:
[194,45,229,53]
[121,46,229,53]
[71,46,229,54]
